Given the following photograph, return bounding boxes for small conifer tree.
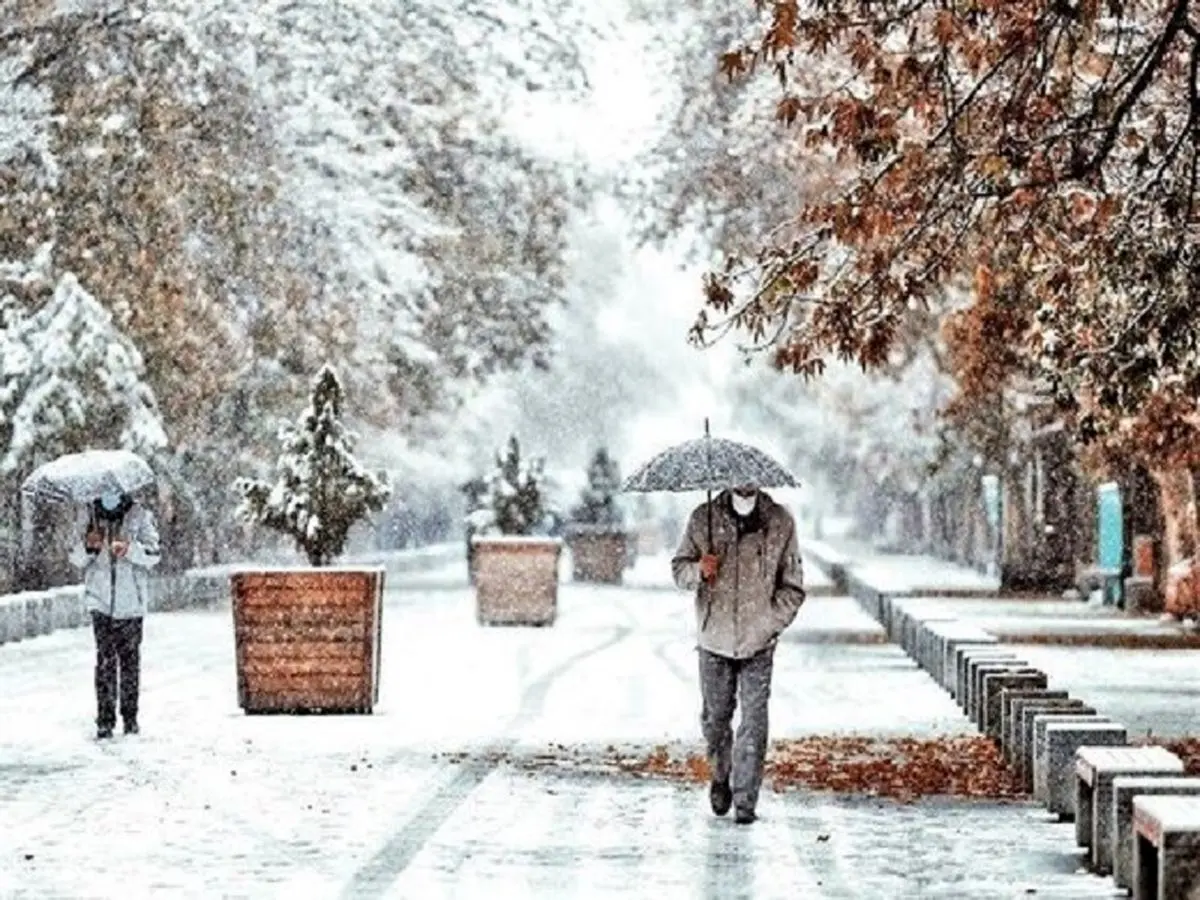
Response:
[570,447,624,529]
[473,435,548,536]
[235,365,391,566]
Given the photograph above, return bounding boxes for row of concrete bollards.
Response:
[822,556,1200,900]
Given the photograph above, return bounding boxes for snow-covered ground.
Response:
[849,554,1001,594]
[0,565,1127,897]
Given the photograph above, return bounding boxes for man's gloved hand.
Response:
[699,553,720,582]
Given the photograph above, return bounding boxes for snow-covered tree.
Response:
[1,0,608,564]
[0,261,166,475]
[235,365,391,567]
[469,436,551,537]
[570,447,624,528]
[628,0,804,258]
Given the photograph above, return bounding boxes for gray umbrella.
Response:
[621,420,797,557]
[621,422,798,494]
[21,449,156,505]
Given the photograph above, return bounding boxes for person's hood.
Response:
[93,493,134,521]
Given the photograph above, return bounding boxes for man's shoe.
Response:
[734,807,756,825]
[96,726,114,740]
[123,720,139,736]
[709,780,732,816]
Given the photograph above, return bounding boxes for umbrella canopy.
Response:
[621,426,798,494]
[21,449,156,505]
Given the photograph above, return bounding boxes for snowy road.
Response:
[0,558,1115,898]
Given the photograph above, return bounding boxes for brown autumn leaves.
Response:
[446,735,1200,802]
[695,0,1200,470]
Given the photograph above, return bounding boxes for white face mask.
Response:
[731,492,757,516]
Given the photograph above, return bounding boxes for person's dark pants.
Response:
[91,612,143,729]
[699,645,775,814]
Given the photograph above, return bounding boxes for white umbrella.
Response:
[21,449,156,505]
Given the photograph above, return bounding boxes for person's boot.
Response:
[734,807,757,825]
[123,718,139,736]
[96,724,114,740]
[709,779,732,816]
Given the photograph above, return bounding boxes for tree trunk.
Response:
[1151,467,1198,569]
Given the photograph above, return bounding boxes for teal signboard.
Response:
[1097,482,1123,604]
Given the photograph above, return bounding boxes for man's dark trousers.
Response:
[699,645,775,813]
[91,611,143,729]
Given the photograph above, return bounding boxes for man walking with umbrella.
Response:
[68,489,161,739]
[671,482,806,823]
[623,425,807,824]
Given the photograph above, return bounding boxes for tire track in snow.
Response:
[341,624,634,898]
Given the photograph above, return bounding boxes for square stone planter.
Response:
[230,567,384,714]
[473,536,561,626]
[566,527,627,584]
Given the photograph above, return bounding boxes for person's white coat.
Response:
[67,502,161,619]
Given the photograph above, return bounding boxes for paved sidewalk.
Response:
[0,561,1117,898]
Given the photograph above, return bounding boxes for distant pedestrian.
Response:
[672,484,806,824]
[68,490,161,739]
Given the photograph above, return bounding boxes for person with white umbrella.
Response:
[68,488,160,738]
[624,424,807,825]
[24,449,161,740]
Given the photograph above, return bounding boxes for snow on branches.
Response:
[467,435,552,537]
[0,257,166,474]
[689,0,1200,466]
[235,365,391,567]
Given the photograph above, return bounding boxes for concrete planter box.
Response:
[231,567,384,714]
[566,528,627,584]
[472,536,561,626]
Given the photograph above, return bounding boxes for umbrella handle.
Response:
[704,418,713,552]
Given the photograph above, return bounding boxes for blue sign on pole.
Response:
[1097,482,1123,604]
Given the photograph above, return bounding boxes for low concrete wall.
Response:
[797,539,850,594]
[0,543,461,647]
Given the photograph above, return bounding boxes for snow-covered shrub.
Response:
[0,264,167,474]
[569,447,624,531]
[473,435,551,537]
[235,365,391,566]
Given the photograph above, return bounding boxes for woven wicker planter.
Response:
[472,537,561,626]
[231,567,384,714]
[566,528,628,584]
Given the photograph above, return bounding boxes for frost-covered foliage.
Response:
[0,0,588,425]
[235,366,390,566]
[0,0,599,562]
[468,436,551,537]
[0,254,166,475]
[195,0,590,418]
[628,0,834,260]
[570,448,624,528]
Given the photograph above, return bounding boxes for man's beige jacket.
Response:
[672,490,806,659]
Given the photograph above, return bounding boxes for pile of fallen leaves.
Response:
[763,736,1025,802]
[466,736,1026,803]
